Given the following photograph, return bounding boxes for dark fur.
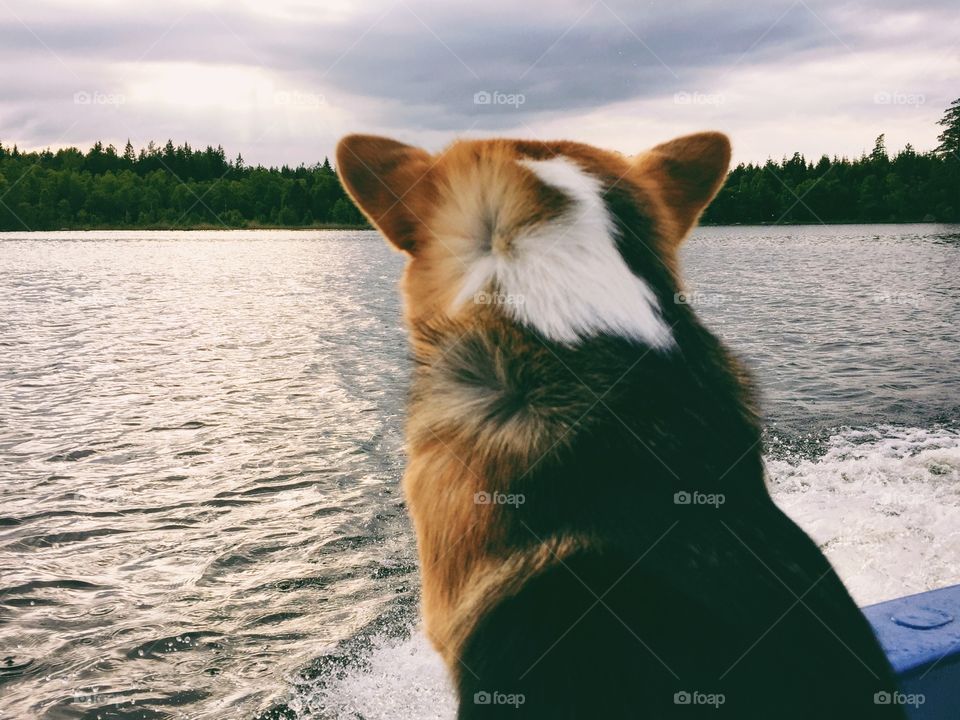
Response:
[337,133,906,718]
[446,197,906,718]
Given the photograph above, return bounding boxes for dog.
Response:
[336,132,906,718]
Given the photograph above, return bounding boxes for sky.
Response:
[1,0,958,167]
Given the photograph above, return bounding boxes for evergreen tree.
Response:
[936,97,960,159]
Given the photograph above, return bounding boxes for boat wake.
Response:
[286,424,960,719]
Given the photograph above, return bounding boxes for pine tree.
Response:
[936,97,960,159]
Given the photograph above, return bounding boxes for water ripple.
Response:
[1,226,958,718]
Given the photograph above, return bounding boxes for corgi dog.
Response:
[336,132,906,719]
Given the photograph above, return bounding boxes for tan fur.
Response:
[335,131,731,669]
[632,131,732,254]
[399,141,571,353]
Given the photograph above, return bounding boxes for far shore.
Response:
[1,219,956,233]
[0,222,373,232]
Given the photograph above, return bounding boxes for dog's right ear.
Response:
[336,135,433,253]
[632,132,731,244]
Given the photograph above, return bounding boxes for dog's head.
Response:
[335,133,729,354]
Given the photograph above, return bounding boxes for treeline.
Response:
[0,140,367,230]
[1,97,959,230]
[702,136,960,225]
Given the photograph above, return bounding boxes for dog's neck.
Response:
[406,313,765,498]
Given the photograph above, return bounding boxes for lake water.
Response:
[1,225,959,719]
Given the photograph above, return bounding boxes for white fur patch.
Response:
[452,156,674,349]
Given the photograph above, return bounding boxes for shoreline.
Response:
[1,220,957,233]
[0,222,373,232]
[700,219,952,227]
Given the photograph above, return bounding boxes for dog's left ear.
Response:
[336,134,433,253]
[633,132,731,243]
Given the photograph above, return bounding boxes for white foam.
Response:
[767,425,960,606]
[299,425,960,718]
[289,631,455,719]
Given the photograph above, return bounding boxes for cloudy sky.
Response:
[1,0,957,167]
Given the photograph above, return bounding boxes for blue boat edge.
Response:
[864,583,960,719]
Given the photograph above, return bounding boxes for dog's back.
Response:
[336,132,906,718]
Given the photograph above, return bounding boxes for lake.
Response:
[1,225,959,719]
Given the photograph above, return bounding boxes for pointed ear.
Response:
[635,131,731,242]
[336,134,432,252]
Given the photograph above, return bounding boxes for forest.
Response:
[0,140,365,231]
[701,133,959,225]
[0,98,958,230]
[701,96,959,224]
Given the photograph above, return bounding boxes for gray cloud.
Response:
[1,0,957,164]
